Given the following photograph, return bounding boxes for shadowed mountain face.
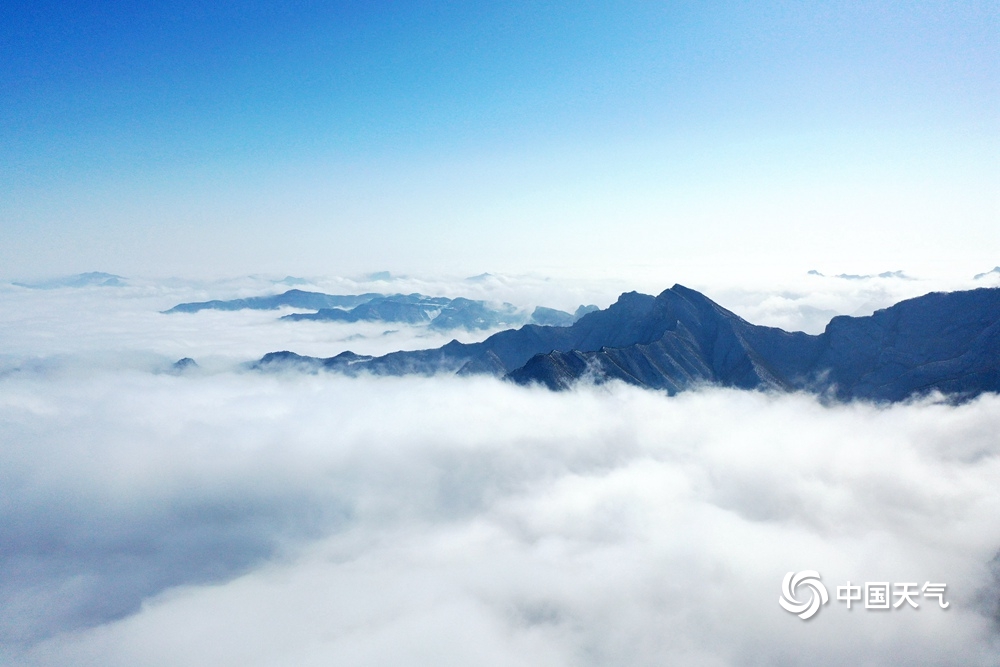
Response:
[509,286,1000,401]
[256,285,1000,402]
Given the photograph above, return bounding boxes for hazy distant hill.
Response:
[256,286,1000,402]
[14,272,126,289]
[163,289,382,313]
[281,294,451,325]
[167,289,592,331]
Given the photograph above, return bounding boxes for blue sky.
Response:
[1,1,996,279]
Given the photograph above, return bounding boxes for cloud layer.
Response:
[2,271,999,665]
[2,368,999,666]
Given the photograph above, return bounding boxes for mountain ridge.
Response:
[254,285,1000,402]
[165,289,594,331]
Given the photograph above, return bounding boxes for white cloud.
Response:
[1,368,998,666]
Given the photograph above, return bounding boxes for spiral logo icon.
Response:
[779,570,829,620]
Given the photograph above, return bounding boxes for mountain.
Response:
[530,306,575,327]
[806,269,913,280]
[14,272,126,289]
[430,298,522,330]
[169,357,199,374]
[164,289,381,313]
[834,270,912,280]
[282,295,452,325]
[255,289,677,376]
[509,285,1000,401]
[167,289,592,331]
[285,295,569,331]
[255,285,1000,403]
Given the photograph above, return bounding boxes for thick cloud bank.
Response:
[2,272,999,665]
[2,370,999,666]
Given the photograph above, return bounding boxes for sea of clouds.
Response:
[1,270,998,665]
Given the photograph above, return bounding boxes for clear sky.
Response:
[1,1,997,280]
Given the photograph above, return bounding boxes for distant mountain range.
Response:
[807,269,913,280]
[14,272,126,289]
[165,289,597,331]
[254,285,1000,403]
[164,290,383,313]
